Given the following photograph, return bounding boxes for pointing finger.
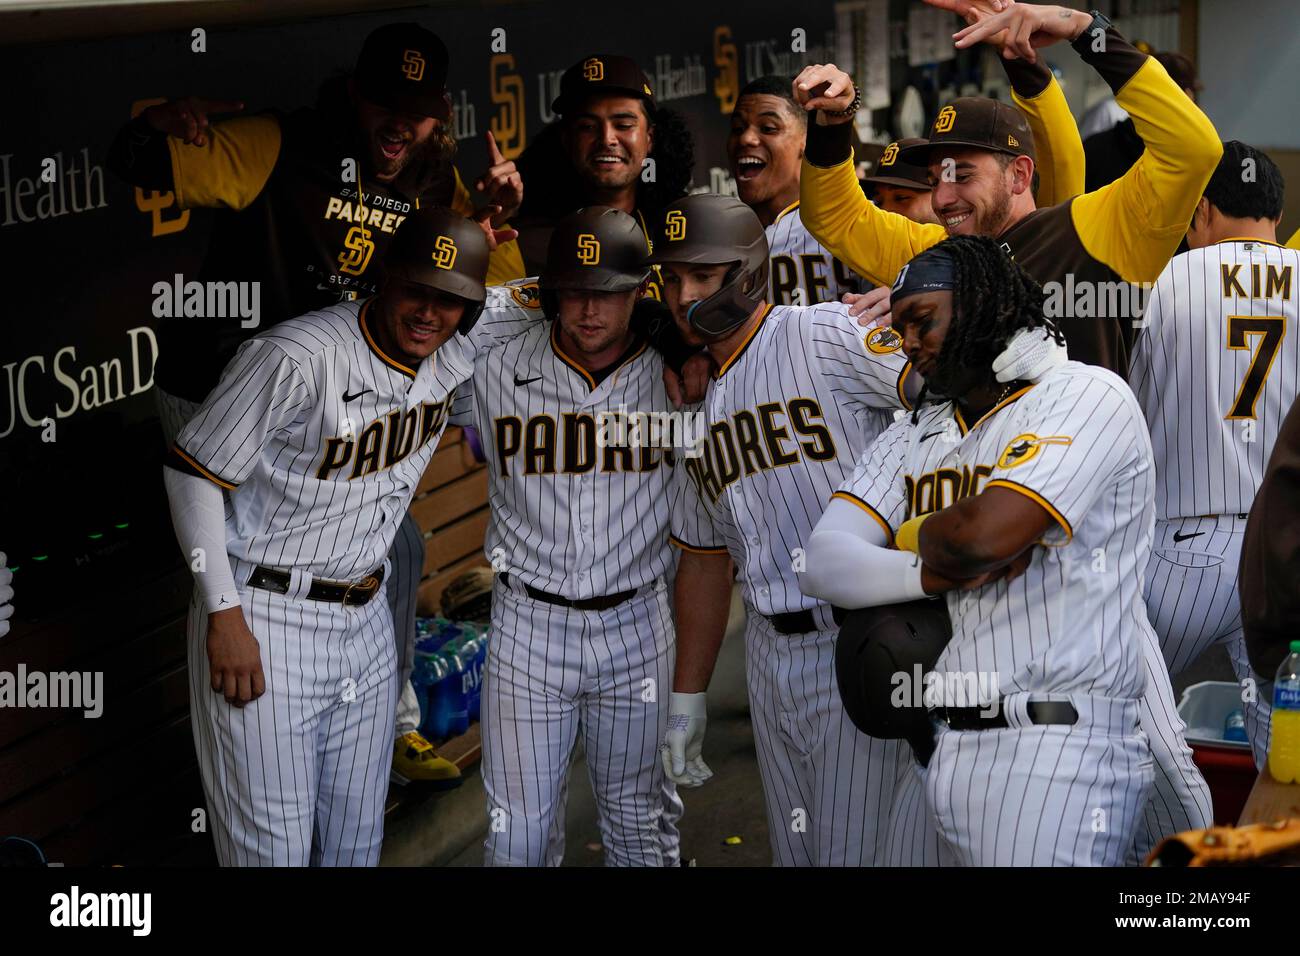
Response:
[485,129,506,164]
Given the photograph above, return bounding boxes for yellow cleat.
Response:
[391,731,463,789]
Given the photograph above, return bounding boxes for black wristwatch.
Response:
[1071,9,1114,52]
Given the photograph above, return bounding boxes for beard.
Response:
[970,185,1014,238]
[370,124,454,181]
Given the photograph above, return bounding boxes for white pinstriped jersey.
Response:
[671,303,911,616]
[766,202,871,306]
[174,285,539,581]
[842,362,1155,701]
[449,321,678,599]
[1129,240,1300,519]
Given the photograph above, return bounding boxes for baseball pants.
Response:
[925,695,1152,866]
[1132,621,1215,862]
[187,558,398,866]
[544,766,684,866]
[744,611,909,866]
[481,576,674,867]
[388,512,426,738]
[884,757,952,867]
[159,386,429,745]
[1145,515,1271,768]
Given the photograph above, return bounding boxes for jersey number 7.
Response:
[1226,315,1286,420]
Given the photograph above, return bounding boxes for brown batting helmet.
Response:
[539,206,650,318]
[645,193,769,337]
[383,207,490,335]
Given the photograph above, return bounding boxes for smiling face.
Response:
[892,288,982,399]
[728,93,804,212]
[564,95,654,196]
[660,261,731,346]
[374,278,466,364]
[353,96,441,182]
[927,147,1027,237]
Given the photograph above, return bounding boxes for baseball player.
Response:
[449,207,711,866]
[805,237,1156,866]
[652,193,918,866]
[862,139,938,224]
[796,1,1222,375]
[509,54,692,289]
[1130,142,1300,769]
[161,209,537,865]
[797,5,1218,860]
[727,76,871,305]
[106,22,523,785]
[506,54,700,862]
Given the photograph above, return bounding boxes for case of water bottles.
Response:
[411,616,489,743]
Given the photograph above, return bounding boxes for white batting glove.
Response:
[0,553,12,639]
[992,327,1067,383]
[661,692,713,788]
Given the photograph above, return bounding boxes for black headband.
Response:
[891,248,956,305]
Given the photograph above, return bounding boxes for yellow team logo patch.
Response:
[879,143,899,167]
[935,105,956,134]
[643,83,654,96]
[1008,134,1020,149]
[508,280,542,309]
[864,326,902,354]
[431,235,457,270]
[576,233,601,264]
[402,50,426,82]
[583,57,604,82]
[338,225,375,276]
[665,209,686,241]
[997,433,1073,469]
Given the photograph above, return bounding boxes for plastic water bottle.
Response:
[1267,640,1300,783]
[1224,709,1248,742]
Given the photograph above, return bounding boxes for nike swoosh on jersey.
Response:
[514,375,543,387]
[921,430,946,442]
[343,388,374,402]
[1172,531,1205,543]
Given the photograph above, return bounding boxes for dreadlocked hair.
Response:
[909,234,1061,422]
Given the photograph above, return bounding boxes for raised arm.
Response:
[793,65,947,288]
[1002,57,1085,206]
[107,99,281,210]
[957,5,1221,283]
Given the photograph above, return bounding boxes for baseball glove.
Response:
[1147,819,1300,866]
[440,566,494,623]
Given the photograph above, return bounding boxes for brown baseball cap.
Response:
[552,54,657,116]
[899,98,1036,166]
[354,23,452,120]
[862,138,932,191]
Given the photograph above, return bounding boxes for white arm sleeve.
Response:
[163,466,241,612]
[798,497,928,608]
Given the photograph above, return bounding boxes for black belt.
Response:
[247,565,385,606]
[500,573,636,612]
[766,609,819,635]
[930,700,1079,731]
